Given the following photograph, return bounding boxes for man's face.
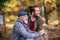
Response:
[34,7,40,17]
[20,15,28,24]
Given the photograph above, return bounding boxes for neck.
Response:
[18,18,24,23]
[18,18,28,24]
[31,14,36,18]
[31,15,36,21]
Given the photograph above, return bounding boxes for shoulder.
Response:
[37,17,43,22]
[36,17,44,25]
[12,21,24,31]
[15,22,22,26]
[13,21,23,29]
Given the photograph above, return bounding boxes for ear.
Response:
[32,12,34,15]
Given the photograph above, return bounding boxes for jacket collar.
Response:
[17,18,24,24]
[17,18,27,25]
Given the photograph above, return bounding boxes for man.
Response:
[28,6,48,40]
[28,6,44,31]
[12,11,45,40]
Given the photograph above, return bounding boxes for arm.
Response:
[15,22,41,39]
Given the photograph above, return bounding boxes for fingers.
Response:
[39,30,48,36]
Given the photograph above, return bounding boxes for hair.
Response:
[28,6,38,14]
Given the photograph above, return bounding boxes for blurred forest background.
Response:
[0,0,60,40]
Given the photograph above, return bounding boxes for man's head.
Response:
[18,11,28,24]
[28,6,41,18]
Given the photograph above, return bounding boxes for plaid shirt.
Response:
[12,19,40,40]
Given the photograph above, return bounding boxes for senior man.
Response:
[12,11,45,40]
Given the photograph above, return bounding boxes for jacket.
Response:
[12,19,41,40]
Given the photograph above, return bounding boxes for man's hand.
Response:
[39,30,46,36]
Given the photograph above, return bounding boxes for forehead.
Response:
[34,7,40,10]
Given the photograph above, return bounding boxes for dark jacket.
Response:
[28,16,43,31]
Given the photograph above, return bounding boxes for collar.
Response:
[31,16,36,21]
[17,18,24,24]
[17,18,28,25]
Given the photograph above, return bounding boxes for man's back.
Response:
[12,21,26,40]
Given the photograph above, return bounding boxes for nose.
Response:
[26,15,28,17]
[25,15,28,18]
[38,11,40,14]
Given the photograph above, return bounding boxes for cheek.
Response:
[35,11,39,14]
[24,17,28,20]
[35,12,39,15]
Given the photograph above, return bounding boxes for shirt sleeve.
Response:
[14,22,41,39]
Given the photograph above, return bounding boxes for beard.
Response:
[34,15,39,19]
[24,20,28,24]
[34,13,40,18]
[35,16,39,18]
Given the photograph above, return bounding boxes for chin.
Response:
[35,16,39,18]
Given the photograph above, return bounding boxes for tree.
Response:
[2,0,18,12]
[0,0,10,11]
